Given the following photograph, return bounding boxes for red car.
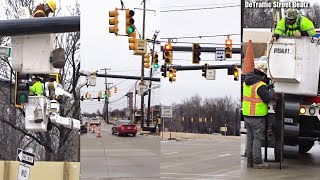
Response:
[111,120,137,136]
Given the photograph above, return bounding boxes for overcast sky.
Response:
[159,0,241,106]
[80,0,160,113]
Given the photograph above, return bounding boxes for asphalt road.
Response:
[241,135,320,180]
[80,122,160,180]
[161,137,241,180]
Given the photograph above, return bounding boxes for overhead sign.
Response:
[0,46,12,57]
[206,69,216,80]
[17,165,30,180]
[17,149,35,166]
[161,106,172,118]
[215,48,226,61]
[134,39,147,55]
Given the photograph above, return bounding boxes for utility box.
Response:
[25,96,49,132]
[11,34,60,74]
[267,37,320,96]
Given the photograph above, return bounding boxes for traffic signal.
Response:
[202,63,208,78]
[225,37,232,58]
[125,9,135,35]
[192,43,201,64]
[81,96,84,101]
[161,64,167,78]
[168,67,176,83]
[153,52,159,69]
[128,30,137,51]
[98,91,102,101]
[144,53,150,68]
[114,86,118,93]
[234,67,239,81]
[109,8,119,35]
[163,42,172,65]
[85,92,88,100]
[15,73,30,108]
[104,90,108,98]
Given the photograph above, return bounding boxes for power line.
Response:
[160,2,239,9]
[160,5,240,13]
[160,33,241,40]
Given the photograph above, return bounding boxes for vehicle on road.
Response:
[111,120,137,136]
[80,121,88,133]
[89,118,101,126]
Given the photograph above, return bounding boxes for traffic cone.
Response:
[242,40,255,75]
[92,125,95,133]
[97,125,102,138]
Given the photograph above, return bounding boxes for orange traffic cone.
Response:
[242,40,255,75]
[97,125,102,138]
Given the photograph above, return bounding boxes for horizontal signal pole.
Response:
[0,16,80,36]
[80,73,161,82]
[170,64,241,71]
[161,46,241,53]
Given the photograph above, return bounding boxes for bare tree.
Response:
[0,0,81,161]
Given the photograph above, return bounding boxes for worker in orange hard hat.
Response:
[32,0,57,18]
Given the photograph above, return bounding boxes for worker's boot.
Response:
[253,163,270,169]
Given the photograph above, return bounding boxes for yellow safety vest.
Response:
[157,118,161,125]
[242,81,268,116]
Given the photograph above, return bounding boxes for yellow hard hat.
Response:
[46,0,57,12]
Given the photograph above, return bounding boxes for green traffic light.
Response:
[128,26,135,34]
[154,64,159,69]
[18,93,28,103]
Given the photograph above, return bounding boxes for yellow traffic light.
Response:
[168,67,176,83]
[125,9,135,35]
[144,53,150,68]
[163,41,172,65]
[192,43,201,64]
[129,30,137,51]
[225,36,232,58]
[114,86,118,93]
[234,67,239,81]
[109,8,119,35]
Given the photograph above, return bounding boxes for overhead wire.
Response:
[160,5,240,13]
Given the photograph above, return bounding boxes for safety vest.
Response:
[30,81,44,96]
[157,118,161,125]
[242,81,268,116]
[275,16,316,37]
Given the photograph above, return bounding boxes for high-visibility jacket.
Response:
[275,16,316,37]
[242,81,268,116]
[157,118,161,125]
[29,81,44,96]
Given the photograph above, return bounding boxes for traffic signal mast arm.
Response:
[169,64,241,71]
[160,46,241,53]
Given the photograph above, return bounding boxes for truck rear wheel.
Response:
[299,141,314,153]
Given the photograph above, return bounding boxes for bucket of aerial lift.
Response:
[50,48,66,69]
[25,96,49,132]
[267,37,320,96]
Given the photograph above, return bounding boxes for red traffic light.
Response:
[164,43,172,51]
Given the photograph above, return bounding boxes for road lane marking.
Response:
[218,154,231,157]
[163,152,179,155]
[161,177,225,180]
[161,172,239,178]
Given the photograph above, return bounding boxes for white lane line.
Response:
[161,177,224,180]
[163,152,179,155]
[161,172,239,178]
[218,154,231,157]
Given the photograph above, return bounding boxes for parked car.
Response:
[111,120,137,136]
